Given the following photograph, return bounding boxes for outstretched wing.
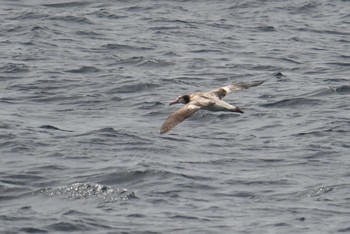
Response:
[209,80,265,99]
[160,103,201,134]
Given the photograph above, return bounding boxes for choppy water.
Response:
[1,0,350,233]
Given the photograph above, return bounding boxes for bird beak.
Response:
[169,99,178,105]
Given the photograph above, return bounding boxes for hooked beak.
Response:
[169,99,178,105]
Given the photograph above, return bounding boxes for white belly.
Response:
[204,102,235,112]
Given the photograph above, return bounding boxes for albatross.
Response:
[160,80,264,134]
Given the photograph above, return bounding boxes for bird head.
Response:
[169,95,190,105]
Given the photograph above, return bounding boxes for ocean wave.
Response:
[38,182,135,201]
[49,15,93,24]
[333,85,350,95]
[307,186,333,198]
[76,128,152,145]
[106,81,160,94]
[102,43,154,51]
[261,98,322,108]
[39,125,73,132]
[65,66,100,73]
[43,2,92,8]
[0,63,29,73]
[114,56,173,67]
[98,169,168,185]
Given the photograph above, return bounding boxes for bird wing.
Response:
[160,103,201,134]
[208,80,265,99]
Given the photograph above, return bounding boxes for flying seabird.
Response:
[160,80,264,134]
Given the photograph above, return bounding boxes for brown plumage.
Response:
[160,80,265,134]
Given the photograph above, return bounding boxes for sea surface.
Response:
[1,0,350,233]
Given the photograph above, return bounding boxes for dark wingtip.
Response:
[232,107,244,113]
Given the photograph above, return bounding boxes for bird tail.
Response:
[231,107,244,113]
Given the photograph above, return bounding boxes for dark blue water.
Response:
[1,0,350,233]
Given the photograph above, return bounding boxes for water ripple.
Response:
[38,182,134,201]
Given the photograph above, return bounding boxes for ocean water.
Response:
[1,0,350,233]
